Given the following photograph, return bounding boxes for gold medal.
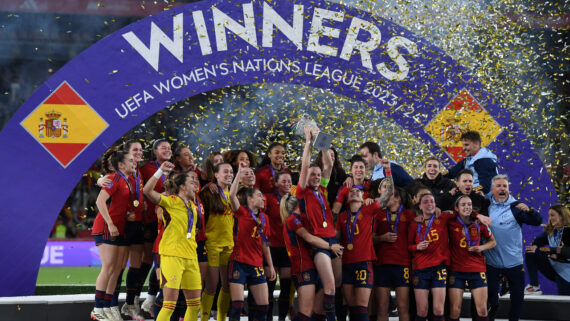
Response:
[323,221,327,228]
[133,200,139,207]
[186,233,192,239]
[347,243,354,250]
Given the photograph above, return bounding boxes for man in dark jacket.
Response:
[439,169,489,216]
[409,156,456,208]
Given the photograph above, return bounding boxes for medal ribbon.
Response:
[218,186,229,202]
[134,168,141,203]
[154,161,165,183]
[269,163,276,179]
[386,205,403,233]
[195,199,203,231]
[179,195,195,238]
[117,171,135,212]
[345,207,362,247]
[353,181,368,191]
[248,207,269,243]
[457,217,480,247]
[312,189,327,227]
[417,215,436,242]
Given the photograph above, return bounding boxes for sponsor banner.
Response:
[40,240,101,267]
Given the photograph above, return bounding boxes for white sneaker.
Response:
[121,303,145,321]
[91,307,109,321]
[524,284,543,295]
[134,296,144,316]
[141,294,156,314]
[103,308,115,321]
[110,306,124,321]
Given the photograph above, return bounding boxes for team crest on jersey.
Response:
[170,275,177,284]
[413,277,419,285]
[233,270,240,279]
[434,219,441,225]
[303,272,311,282]
[401,216,407,222]
[470,228,478,236]
[448,276,455,285]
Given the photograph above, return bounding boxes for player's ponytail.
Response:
[163,171,178,195]
[280,194,298,223]
[102,148,128,174]
[101,148,116,174]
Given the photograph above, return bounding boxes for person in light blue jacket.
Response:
[446,131,498,194]
[524,204,570,295]
[484,174,542,321]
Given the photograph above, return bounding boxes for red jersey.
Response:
[374,206,415,266]
[336,203,378,264]
[92,173,131,236]
[264,192,285,247]
[230,206,270,267]
[297,185,335,238]
[254,165,291,195]
[334,181,371,209]
[408,211,454,270]
[194,198,207,242]
[141,161,166,224]
[448,215,492,272]
[284,213,315,274]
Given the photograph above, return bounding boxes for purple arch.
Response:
[0,0,558,296]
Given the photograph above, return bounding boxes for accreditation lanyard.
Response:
[417,215,436,242]
[386,205,403,233]
[248,207,269,243]
[179,195,194,239]
[312,189,328,228]
[345,207,362,249]
[117,171,135,212]
[457,217,480,246]
[554,229,563,246]
[154,161,165,183]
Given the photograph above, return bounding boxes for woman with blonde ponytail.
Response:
[281,194,343,321]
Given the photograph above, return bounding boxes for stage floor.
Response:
[1,292,569,321]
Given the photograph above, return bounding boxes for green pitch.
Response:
[37,267,101,285]
[35,267,148,295]
[35,267,101,295]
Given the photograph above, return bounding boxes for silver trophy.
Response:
[292,114,333,151]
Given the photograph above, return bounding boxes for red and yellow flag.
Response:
[425,89,503,162]
[21,82,108,167]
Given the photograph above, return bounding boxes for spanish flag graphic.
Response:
[21,82,108,167]
[424,89,503,162]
